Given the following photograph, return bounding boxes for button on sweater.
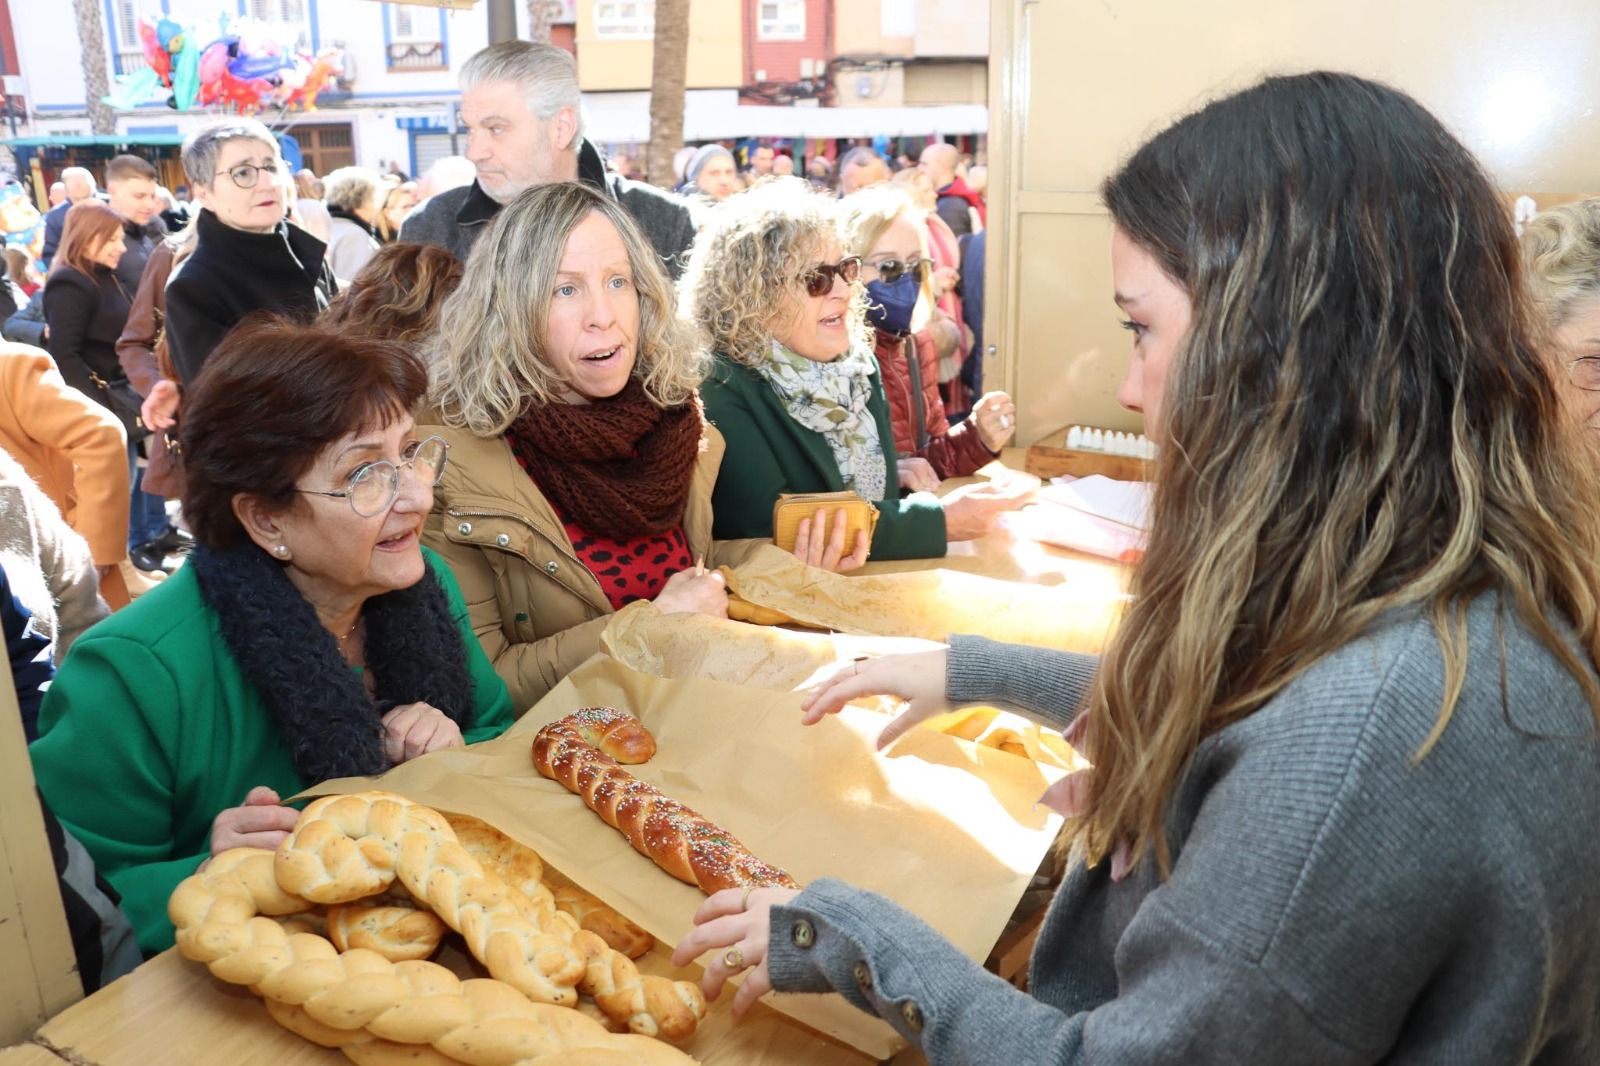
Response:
[767,597,1600,1063]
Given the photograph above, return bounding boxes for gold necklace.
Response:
[335,617,361,652]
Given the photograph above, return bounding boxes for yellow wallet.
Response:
[771,491,880,553]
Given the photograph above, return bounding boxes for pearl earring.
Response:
[273,544,291,560]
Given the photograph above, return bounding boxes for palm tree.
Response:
[645,0,690,189]
[72,0,117,134]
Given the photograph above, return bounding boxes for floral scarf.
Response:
[753,340,888,501]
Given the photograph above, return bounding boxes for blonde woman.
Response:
[841,185,1013,479]
[684,178,1017,564]
[1520,199,1600,429]
[675,73,1600,1062]
[423,181,737,711]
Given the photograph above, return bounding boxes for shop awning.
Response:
[1,134,187,147]
[583,103,989,145]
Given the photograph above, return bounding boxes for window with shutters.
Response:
[594,0,654,38]
[758,0,805,40]
[298,124,356,176]
[387,5,446,71]
[111,0,145,75]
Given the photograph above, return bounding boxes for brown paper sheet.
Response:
[722,544,1123,652]
[601,604,1088,771]
[298,656,1066,1062]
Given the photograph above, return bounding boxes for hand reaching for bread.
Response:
[801,649,953,750]
[207,785,299,862]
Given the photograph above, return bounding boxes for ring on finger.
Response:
[741,885,755,911]
[722,945,746,971]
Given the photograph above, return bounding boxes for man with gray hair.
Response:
[402,40,694,277]
[41,167,101,267]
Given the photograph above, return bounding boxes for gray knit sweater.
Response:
[767,598,1600,1063]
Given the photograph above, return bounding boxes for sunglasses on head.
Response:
[801,256,863,297]
[868,256,933,285]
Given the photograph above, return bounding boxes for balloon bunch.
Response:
[104,14,343,115]
[0,183,44,269]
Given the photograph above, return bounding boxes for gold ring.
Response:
[722,946,745,971]
[741,885,755,911]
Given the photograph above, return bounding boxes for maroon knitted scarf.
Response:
[506,378,703,542]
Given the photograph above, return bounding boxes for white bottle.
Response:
[1091,429,1105,451]
[1067,425,1083,449]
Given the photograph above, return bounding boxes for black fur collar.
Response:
[189,543,477,783]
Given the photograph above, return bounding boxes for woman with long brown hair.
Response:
[673,72,1600,1062]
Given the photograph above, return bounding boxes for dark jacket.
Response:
[935,186,974,239]
[400,140,697,278]
[164,208,335,386]
[114,216,167,297]
[40,200,69,268]
[699,351,946,561]
[43,265,133,407]
[874,326,994,480]
[3,288,46,348]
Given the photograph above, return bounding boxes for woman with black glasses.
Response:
[684,178,1019,564]
[842,184,1016,480]
[30,321,513,956]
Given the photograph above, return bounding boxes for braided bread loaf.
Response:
[327,900,449,962]
[448,814,654,958]
[543,706,657,764]
[445,814,699,1038]
[532,727,799,895]
[168,793,700,1064]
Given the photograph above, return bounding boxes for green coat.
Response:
[700,352,947,561]
[29,548,513,954]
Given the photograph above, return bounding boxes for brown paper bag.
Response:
[299,656,1067,1061]
[722,544,1123,652]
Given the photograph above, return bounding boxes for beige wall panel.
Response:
[991,0,1600,444]
[1012,209,1144,434]
[915,1,990,58]
[836,2,912,56]
[904,62,987,106]
[835,64,907,108]
[576,0,743,91]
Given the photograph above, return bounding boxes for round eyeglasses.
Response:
[801,256,863,297]
[1567,356,1600,393]
[295,436,449,517]
[223,160,283,190]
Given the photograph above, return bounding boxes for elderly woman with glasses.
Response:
[30,320,514,955]
[155,119,337,406]
[684,178,1018,564]
[841,184,1015,481]
[1520,198,1600,429]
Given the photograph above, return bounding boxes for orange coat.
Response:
[0,345,129,569]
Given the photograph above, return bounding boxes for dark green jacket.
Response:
[700,352,946,561]
[30,548,514,954]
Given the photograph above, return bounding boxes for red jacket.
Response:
[874,326,994,480]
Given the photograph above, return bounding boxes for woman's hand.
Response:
[897,457,940,493]
[380,702,464,764]
[670,886,802,1016]
[142,379,180,430]
[800,649,951,749]
[653,567,730,618]
[939,481,1029,541]
[971,391,1017,452]
[208,785,299,859]
[932,264,960,298]
[791,508,870,573]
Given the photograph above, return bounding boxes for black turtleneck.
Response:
[164,208,337,386]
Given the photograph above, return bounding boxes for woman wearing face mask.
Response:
[423,182,746,713]
[686,179,1020,563]
[842,186,1014,483]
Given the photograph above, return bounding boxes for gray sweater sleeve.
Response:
[944,634,1098,728]
[766,879,1366,1065]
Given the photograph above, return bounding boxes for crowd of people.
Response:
[8,39,1600,1064]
